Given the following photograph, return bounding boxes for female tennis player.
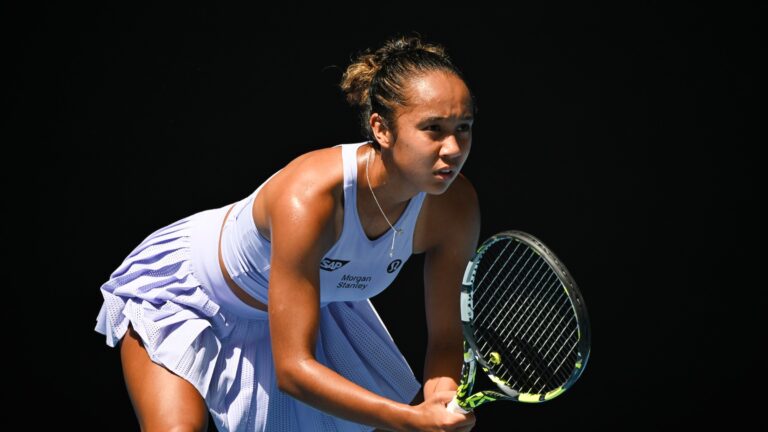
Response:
[95,34,479,432]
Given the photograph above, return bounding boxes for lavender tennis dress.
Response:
[95,142,425,431]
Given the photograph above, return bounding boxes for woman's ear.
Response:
[370,113,394,150]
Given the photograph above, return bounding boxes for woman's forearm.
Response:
[422,343,463,399]
[278,357,416,431]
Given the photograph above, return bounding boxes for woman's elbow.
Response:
[274,358,312,397]
[274,363,300,395]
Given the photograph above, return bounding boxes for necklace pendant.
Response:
[389,229,402,258]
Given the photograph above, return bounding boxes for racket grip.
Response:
[446,397,470,414]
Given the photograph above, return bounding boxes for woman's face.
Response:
[386,70,474,195]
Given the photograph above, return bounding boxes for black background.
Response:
[9,3,758,431]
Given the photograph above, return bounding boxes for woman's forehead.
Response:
[399,72,473,120]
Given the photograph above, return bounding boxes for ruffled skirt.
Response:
[95,204,420,431]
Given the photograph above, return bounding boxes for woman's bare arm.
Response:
[421,175,481,399]
[267,160,473,431]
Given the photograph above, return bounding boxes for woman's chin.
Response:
[425,178,454,195]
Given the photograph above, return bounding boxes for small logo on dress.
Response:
[320,258,350,271]
[387,259,402,273]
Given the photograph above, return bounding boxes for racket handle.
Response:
[447,397,470,414]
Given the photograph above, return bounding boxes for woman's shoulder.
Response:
[254,146,347,241]
[415,174,480,253]
[273,146,345,193]
[424,173,479,215]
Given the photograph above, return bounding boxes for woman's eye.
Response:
[424,125,441,132]
[458,124,472,132]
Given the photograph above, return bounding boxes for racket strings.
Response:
[501,286,577,393]
[472,239,579,395]
[473,241,524,306]
[481,285,574,392]
[480,290,577,393]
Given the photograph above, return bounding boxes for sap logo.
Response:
[387,259,402,273]
[320,258,350,271]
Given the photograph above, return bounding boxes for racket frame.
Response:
[452,230,591,411]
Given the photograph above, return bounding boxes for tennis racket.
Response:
[447,230,590,413]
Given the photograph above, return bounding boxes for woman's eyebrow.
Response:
[421,115,474,122]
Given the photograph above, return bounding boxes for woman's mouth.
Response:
[434,168,454,181]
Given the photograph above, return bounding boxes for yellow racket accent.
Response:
[518,393,541,403]
[544,387,565,400]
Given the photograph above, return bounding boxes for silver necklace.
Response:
[366,146,402,258]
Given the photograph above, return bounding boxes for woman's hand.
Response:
[409,390,475,432]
